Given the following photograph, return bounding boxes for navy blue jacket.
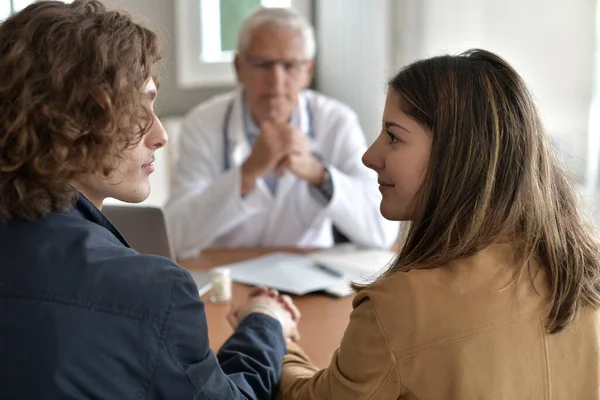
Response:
[0,195,286,399]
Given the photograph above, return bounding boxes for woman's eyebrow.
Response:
[384,121,411,134]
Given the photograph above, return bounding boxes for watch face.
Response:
[319,168,333,197]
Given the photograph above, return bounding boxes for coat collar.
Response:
[70,193,129,248]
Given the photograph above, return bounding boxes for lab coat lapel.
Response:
[226,90,274,200]
[227,90,252,168]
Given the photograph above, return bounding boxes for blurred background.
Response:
[3,0,599,223]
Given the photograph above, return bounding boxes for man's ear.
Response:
[234,54,243,84]
[304,60,315,88]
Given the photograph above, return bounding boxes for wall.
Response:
[316,0,596,180]
[410,0,597,181]
[314,0,394,144]
[102,0,234,117]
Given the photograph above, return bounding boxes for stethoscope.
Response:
[222,95,315,170]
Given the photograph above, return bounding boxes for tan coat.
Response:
[278,244,600,399]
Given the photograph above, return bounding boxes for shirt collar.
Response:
[242,94,301,138]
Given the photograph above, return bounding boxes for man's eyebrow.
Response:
[384,121,411,134]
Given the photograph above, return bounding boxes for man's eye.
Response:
[283,62,298,70]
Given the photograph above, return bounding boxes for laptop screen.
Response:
[101,205,175,260]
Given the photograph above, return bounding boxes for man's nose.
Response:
[147,115,168,150]
[266,63,287,88]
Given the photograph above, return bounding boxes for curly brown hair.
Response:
[0,0,161,221]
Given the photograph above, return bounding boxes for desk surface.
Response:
[178,248,353,369]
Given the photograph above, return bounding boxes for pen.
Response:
[315,263,344,278]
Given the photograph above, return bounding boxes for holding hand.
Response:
[227,286,301,342]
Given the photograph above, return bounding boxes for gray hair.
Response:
[236,7,316,60]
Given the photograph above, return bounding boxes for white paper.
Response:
[307,245,396,297]
[308,246,395,281]
[216,252,346,295]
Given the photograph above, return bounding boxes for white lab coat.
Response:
[165,89,398,259]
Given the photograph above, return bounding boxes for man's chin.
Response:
[260,103,293,123]
[114,186,151,204]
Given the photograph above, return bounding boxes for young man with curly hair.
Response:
[0,1,300,398]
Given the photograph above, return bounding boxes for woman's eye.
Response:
[386,131,400,144]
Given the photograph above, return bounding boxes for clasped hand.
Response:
[226,286,301,343]
[241,121,324,187]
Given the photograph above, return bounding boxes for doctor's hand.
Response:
[226,287,301,342]
[240,120,294,195]
[275,128,325,186]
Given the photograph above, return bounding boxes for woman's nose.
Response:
[362,135,384,171]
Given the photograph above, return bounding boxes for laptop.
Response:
[101,204,212,296]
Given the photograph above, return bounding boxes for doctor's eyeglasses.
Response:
[244,56,311,76]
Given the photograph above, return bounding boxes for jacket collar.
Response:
[70,193,130,248]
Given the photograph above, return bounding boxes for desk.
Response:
[178,248,354,368]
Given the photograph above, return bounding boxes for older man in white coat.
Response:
[165,7,398,259]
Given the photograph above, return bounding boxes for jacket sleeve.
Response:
[277,294,401,399]
[151,268,287,399]
[165,114,270,259]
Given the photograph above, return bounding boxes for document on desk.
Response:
[307,246,396,297]
[213,248,396,297]
[308,246,395,281]
[220,252,346,295]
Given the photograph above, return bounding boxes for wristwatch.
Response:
[316,167,334,199]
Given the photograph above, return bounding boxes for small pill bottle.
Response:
[210,267,232,303]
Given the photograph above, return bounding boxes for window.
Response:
[586,2,600,199]
[1,0,73,21]
[0,2,11,21]
[13,0,36,12]
[175,0,310,88]
[201,0,295,63]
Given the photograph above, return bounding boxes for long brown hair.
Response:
[0,0,161,222]
[368,49,600,334]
